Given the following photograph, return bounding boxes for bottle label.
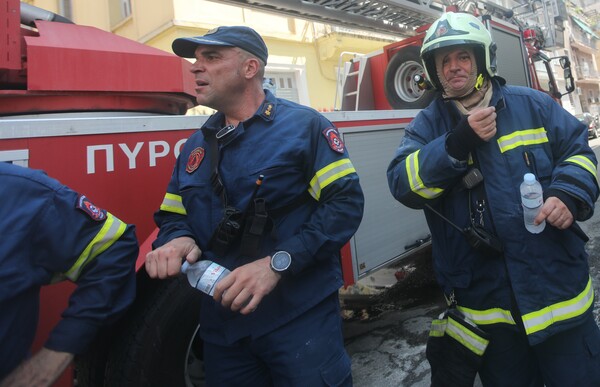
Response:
[198,262,227,296]
[522,192,542,209]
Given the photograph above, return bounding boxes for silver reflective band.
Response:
[216,124,235,139]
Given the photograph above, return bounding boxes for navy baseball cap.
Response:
[172,26,268,64]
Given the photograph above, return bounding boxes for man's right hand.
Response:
[468,106,497,142]
[145,236,201,279]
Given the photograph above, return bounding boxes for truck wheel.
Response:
[102,275,205,387]
[384,45,436,109]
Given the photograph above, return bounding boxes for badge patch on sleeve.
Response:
[76,195,107,221]
[322,127,345,153]
[186,147,205,173]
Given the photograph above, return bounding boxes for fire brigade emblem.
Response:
[76,195,107,221]
[435,23,448,37]
[322,127,345,153]
[186,147,205,173]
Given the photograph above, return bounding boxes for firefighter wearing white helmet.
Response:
[388,11,600,387]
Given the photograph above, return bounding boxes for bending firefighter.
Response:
[0,163,138,386]
[387,12,600,386]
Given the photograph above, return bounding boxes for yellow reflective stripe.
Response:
[446,315,489,356]
[63,213,127,282]
[308,158,356,200]
[497,128,548,153]
[457,305,516,325]
[565,155,599,185]
[160,193,187,215]
[405,150,444,199]
[522,277,594,336]
[429,318,447,337]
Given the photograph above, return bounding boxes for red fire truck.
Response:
[338,2,575,111]
[0,1,574,386]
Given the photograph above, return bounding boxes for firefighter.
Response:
[0,162,138,386]
[387,12,600,386]
[145,26,364,386]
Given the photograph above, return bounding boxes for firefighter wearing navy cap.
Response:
[0,163,138,385]
[388,12,600,386]
[146,26,364,386]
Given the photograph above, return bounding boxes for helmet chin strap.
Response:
[448,75,492,113]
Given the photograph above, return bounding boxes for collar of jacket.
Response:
[489,78,506,113]
[201,91,279,145]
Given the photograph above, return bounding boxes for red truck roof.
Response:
[1,1,197,116]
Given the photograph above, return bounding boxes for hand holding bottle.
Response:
[537,196,574,230]
[521,173,545,233]
[181,260,230,296]
[213,256,281,315]
[145,236,201,279]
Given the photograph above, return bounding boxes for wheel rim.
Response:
[184,324,205,387]
[393,60,425,103]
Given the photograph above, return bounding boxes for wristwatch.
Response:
[270,251,292,274]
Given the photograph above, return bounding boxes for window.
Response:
[0,150,29,167]
[264,72,300,103]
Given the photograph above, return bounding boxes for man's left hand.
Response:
[536,196,574,230]
[213,256,281,315]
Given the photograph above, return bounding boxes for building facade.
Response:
[567,0,600,115]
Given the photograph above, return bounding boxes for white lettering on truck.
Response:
[119,142,144,170]
[87,145,114,174]
[87,139,187,174]
[149,141,169,167]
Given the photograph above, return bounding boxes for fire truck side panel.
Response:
[327,111,431,282]
[1,132,195,240]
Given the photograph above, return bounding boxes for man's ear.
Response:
[244,57,260,79]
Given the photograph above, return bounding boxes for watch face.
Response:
[272,251,291,271]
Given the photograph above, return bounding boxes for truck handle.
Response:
[404,235,431,250]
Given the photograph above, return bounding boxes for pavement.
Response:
[343,137,600,386]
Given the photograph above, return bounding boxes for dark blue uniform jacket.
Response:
[388,79,599,345]
[0,163,138,379]
[154,91,364,345]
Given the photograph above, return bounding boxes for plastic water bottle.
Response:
[520,173,546,234]
[181,260,230,296]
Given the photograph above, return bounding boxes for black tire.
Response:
[75,327,114,386]
[384,45,436,109]
[101,275,205,387]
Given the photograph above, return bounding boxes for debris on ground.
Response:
[341,245,440,323]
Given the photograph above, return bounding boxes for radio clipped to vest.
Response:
[426,168,503,257]
[207,131,272,258]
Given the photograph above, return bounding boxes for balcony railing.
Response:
[570,30,598,50]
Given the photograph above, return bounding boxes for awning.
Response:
[570,15,599,40]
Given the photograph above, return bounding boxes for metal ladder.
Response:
[336,53,376,111]
[220,0,444,35]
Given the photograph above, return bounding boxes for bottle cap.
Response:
[524,173,536,184]
[181,261,190,273]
